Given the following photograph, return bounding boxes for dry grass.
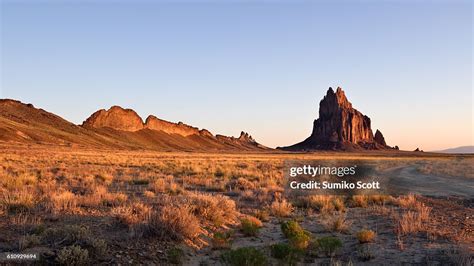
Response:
[397,211,423,235]
[112,202,152,226]
[148,205,201,240]
[396,194,418,209]
[48,191,77,214]
[270,199,293,217]
[1,188,37,214]
[323,214,352,233]
[351,195,369,208]
[356,229,376,243]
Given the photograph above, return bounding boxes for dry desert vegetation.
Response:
[0,144,473,265]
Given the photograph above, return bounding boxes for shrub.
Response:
[78,186,127,208]
[212,231,233,249]
[241,217,262,237]
[231,177,255,191]
[271,199,293,217]
[415,204,432,222]
[325,215,351,233]
[148,205,201,240]
[396,194,418,209]
[49,191,77,213]
[281,221,311,250]
[56,245,89,265]
[255,210,270,222]
[332,197,346,212]
[94,173,113,185]
[19,234,41,251]
[356,229,376,243]
[143,190,155,198]
[111,202,151,227]
[281,221,304,239]
[189,193,237,226]
[303,195,335,213]
[149,178,183,195]
[271,243,300,264]
[270,243,292,259]
[358,245,375,261]
[101,192,128,207]
[167,247,185,265]
[315,236,342,257]
[397,211,423,235]
[214,168,226,178]
[1,189,36,214]
[351,195,368,208]
[41,225,91,247]
[368,195,392,205]
[40,225,107,257]
[288,230,311,250]
[221,247,267,266]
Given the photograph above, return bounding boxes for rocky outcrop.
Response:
[144,115,202,137]
[279,87,391,151]
[374,129,387,147]
[238,131,256,143]
[199,129,214,138]
[82,106,144,131]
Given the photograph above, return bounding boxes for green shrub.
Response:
[280,221,311,250]
[288,230,311,250]
[281,221,303,239]
[221,247,267,266]
[271,243,292,259]
[270,243,300,264]
[315,236,342,257]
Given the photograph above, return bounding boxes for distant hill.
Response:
[0,99,269,152]
[433,146,474,154]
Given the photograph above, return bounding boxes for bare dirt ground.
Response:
[0,144,472,265]
[382,165,474,197]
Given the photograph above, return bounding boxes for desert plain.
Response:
[0,143,472,265]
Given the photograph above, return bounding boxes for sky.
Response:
[0,0,472,151]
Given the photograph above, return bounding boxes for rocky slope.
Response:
[279,87,393,151]
[0,100,269,151]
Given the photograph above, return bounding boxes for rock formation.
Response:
[144,115,201,137]
[82,106,144,131]
[279,87,391,151]
[374,129,387,147]
[81,105,268,150]
[238,131,256,143]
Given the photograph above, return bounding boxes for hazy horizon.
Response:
[1,0,472,150]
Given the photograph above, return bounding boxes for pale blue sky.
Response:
[1,0,472,150]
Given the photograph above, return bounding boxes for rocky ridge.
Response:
[82,105,264,147]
